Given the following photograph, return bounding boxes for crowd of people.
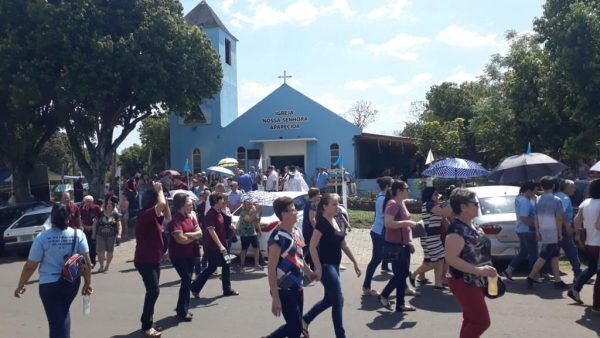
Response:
[11,162,600,338]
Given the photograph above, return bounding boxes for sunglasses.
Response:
[467,200,479,208]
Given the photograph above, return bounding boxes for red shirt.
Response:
[384,200,412,245]
[168,212,200,259]
[173,181,189,190]
[204,208,227,252]
[66,202,81,229]
[79,204,101,228]
[134,207,165,264]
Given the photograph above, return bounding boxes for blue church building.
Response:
[170,1,417,179]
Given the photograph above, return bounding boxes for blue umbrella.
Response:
[422,158,489,179]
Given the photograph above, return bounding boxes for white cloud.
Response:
[367,0,411,20]
[344,80,373,91]
[351,33,430,61]
[389,84,412,95]
[221,0,236,11]
[227,0,355,30]
[349,38,365,46]
[238,81,279,113]
[436,25,499,48]
[445,69,480,83]
[314,93,354,117]
[364,101,413,134]
[410,72,432,85]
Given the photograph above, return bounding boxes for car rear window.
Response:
[13,213,51,229]
[233,206,274,217]
[479,196,516,215]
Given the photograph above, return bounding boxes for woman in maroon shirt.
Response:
[134,182,168,337]
[378,180,418,312]
[169,193,203,321]
[191,193,239,297]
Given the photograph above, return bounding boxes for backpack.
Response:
[62,229,86,282]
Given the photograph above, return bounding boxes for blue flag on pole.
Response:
[183,159,190,173]
[333,154,344,168]
[525,142,532,155]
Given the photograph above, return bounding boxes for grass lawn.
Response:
[348,208,421,229]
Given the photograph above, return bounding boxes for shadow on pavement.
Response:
[372,273,392,282]
[366,311,417,331]
[575,307,600,336]
[359,295,384,311]
[408,290,461,313]
[230,271,267,281]
[109,315,182,338]
[159,279,181,288]
[190,294,222,308]
[503,278,567,300]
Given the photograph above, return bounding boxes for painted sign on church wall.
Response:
[262,110,309,130]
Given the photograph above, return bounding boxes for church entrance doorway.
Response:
[270,155,304,172]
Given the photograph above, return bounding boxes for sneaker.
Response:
[567,288,583,304]
[395,304,416,312]
[378,295,393,310]
[554,281,569,290]
[362,287,380,296]
[176,312,193,322]
[541,273,552,281]
[405,288,421,296]
[526,277,535,289]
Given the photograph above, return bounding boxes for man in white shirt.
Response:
[266,166,279,192]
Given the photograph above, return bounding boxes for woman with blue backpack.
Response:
[14,203,93,338]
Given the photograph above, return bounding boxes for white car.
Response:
[3,206,52,254]
[229,191,310,258]
[466,185,520,260]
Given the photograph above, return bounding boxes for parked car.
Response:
[229,191,310,258]
[466,185,520,261]
[0,201,50,255]
[3,206,52,255]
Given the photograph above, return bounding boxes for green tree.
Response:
[139,116,170,175]
[54,0,222,198]
[534,0,600,159]
[417,118,467,159]
[0,1,62,202]
[118,145,146,179]
[38,132,75,175]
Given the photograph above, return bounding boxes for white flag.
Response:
[425,149,435,165]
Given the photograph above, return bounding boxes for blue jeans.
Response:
[363,231,384,289]
[39,278,81,338]
[380,245,411,306]
[268,289,304,338]
[560,234,582,277]
[171,257,195,316]
[509,232,538,271]
[303,264,345,338]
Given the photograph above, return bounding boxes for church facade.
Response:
[170,1,417,179]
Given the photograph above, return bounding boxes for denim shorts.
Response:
[539,243,560,260]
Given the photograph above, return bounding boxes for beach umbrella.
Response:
[488,153,567,183]
[422,158,489,179]
[160,169,180,176]
[169,189,199,201]
[206,166,234,176]
[217,158,239,167]
[591,160,600,172]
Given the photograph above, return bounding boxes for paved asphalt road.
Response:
[0,229,598,337]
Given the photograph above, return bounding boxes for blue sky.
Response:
[118,0,545,152]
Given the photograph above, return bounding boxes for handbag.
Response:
[62,229,86,283]
[382,243,405,263]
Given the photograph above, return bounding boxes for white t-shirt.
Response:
[580,198,600,246]
[267,172,279,191]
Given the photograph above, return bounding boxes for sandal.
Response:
[362,287,380,296]
[417,278,431,285]
[302,319,310,338]
[396,305,417,312]
[141,328,162,337]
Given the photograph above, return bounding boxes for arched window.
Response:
[192,149,201,174]
[330,143,340,168]
[237,146,246,171]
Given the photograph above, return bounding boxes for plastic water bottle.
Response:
[83,295,91,316]
[223,252,232,265]
[487,276,498,297]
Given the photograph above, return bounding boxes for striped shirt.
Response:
[268,227,305,290]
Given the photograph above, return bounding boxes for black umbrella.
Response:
[488,153,567,183]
